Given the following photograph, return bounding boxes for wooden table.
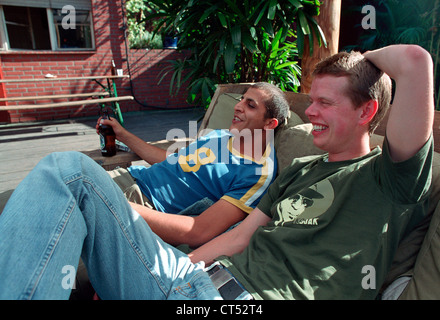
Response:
[82,137,194,171]
[82,149,141,171]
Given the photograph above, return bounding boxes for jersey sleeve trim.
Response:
[221,195,253,214]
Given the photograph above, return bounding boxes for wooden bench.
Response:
[0,75,134,125]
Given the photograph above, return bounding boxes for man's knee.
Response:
[1,152,95,215]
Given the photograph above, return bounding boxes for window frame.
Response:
[0,5,95,52]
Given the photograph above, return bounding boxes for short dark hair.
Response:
[313,51,392,134]
[248,82,290,128]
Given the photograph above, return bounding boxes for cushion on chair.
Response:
[274,123,325,173]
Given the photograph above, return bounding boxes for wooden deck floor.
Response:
[0,108,205,193]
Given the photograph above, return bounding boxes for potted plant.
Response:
[143,0,325,107]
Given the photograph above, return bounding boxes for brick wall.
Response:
[0,0,190,123]
[124,49,191,110]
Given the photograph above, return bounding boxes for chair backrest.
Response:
[198,84,251,135]
[198,83,314,135]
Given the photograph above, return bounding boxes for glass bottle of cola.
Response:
[99,109,116,157]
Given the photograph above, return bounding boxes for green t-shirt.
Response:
[218,137,433,300]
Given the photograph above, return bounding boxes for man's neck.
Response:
[327,135,372,162]
[231,129,272,161]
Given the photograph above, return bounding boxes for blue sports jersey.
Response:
[128,130,277,214]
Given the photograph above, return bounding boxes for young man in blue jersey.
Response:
[96,82,289,247]
[0,82,289,247]
[0,82,288,299]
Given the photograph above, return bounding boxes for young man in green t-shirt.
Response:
[188,44,434,299]
[0,45,434,299]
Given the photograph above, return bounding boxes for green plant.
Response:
[126,0,163,49]
[344,0,440,110]
[259,29,302,91]
[142,0,325,107]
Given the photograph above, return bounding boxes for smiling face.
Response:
[305,75,372,161]
[229,87,275,133]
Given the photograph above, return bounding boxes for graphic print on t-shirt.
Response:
[276,180,334,225]
[178,147,217,172]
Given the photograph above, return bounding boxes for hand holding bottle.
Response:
[98,110,116,157]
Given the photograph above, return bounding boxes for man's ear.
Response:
[264,118,279,130]
[358,100,378,126]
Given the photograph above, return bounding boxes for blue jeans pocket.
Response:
[169,272,222,300]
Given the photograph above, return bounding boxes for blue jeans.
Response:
[0,152,222,300]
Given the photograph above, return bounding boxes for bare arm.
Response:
[188,208,271,265]
[130,199,247,247]
[97,117,168,164]
[363,45,434,161]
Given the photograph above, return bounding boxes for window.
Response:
[52,8,93,49]
[3,6,51,50]
[0,1,94,51]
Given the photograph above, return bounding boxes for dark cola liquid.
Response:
[99,119,116,157]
